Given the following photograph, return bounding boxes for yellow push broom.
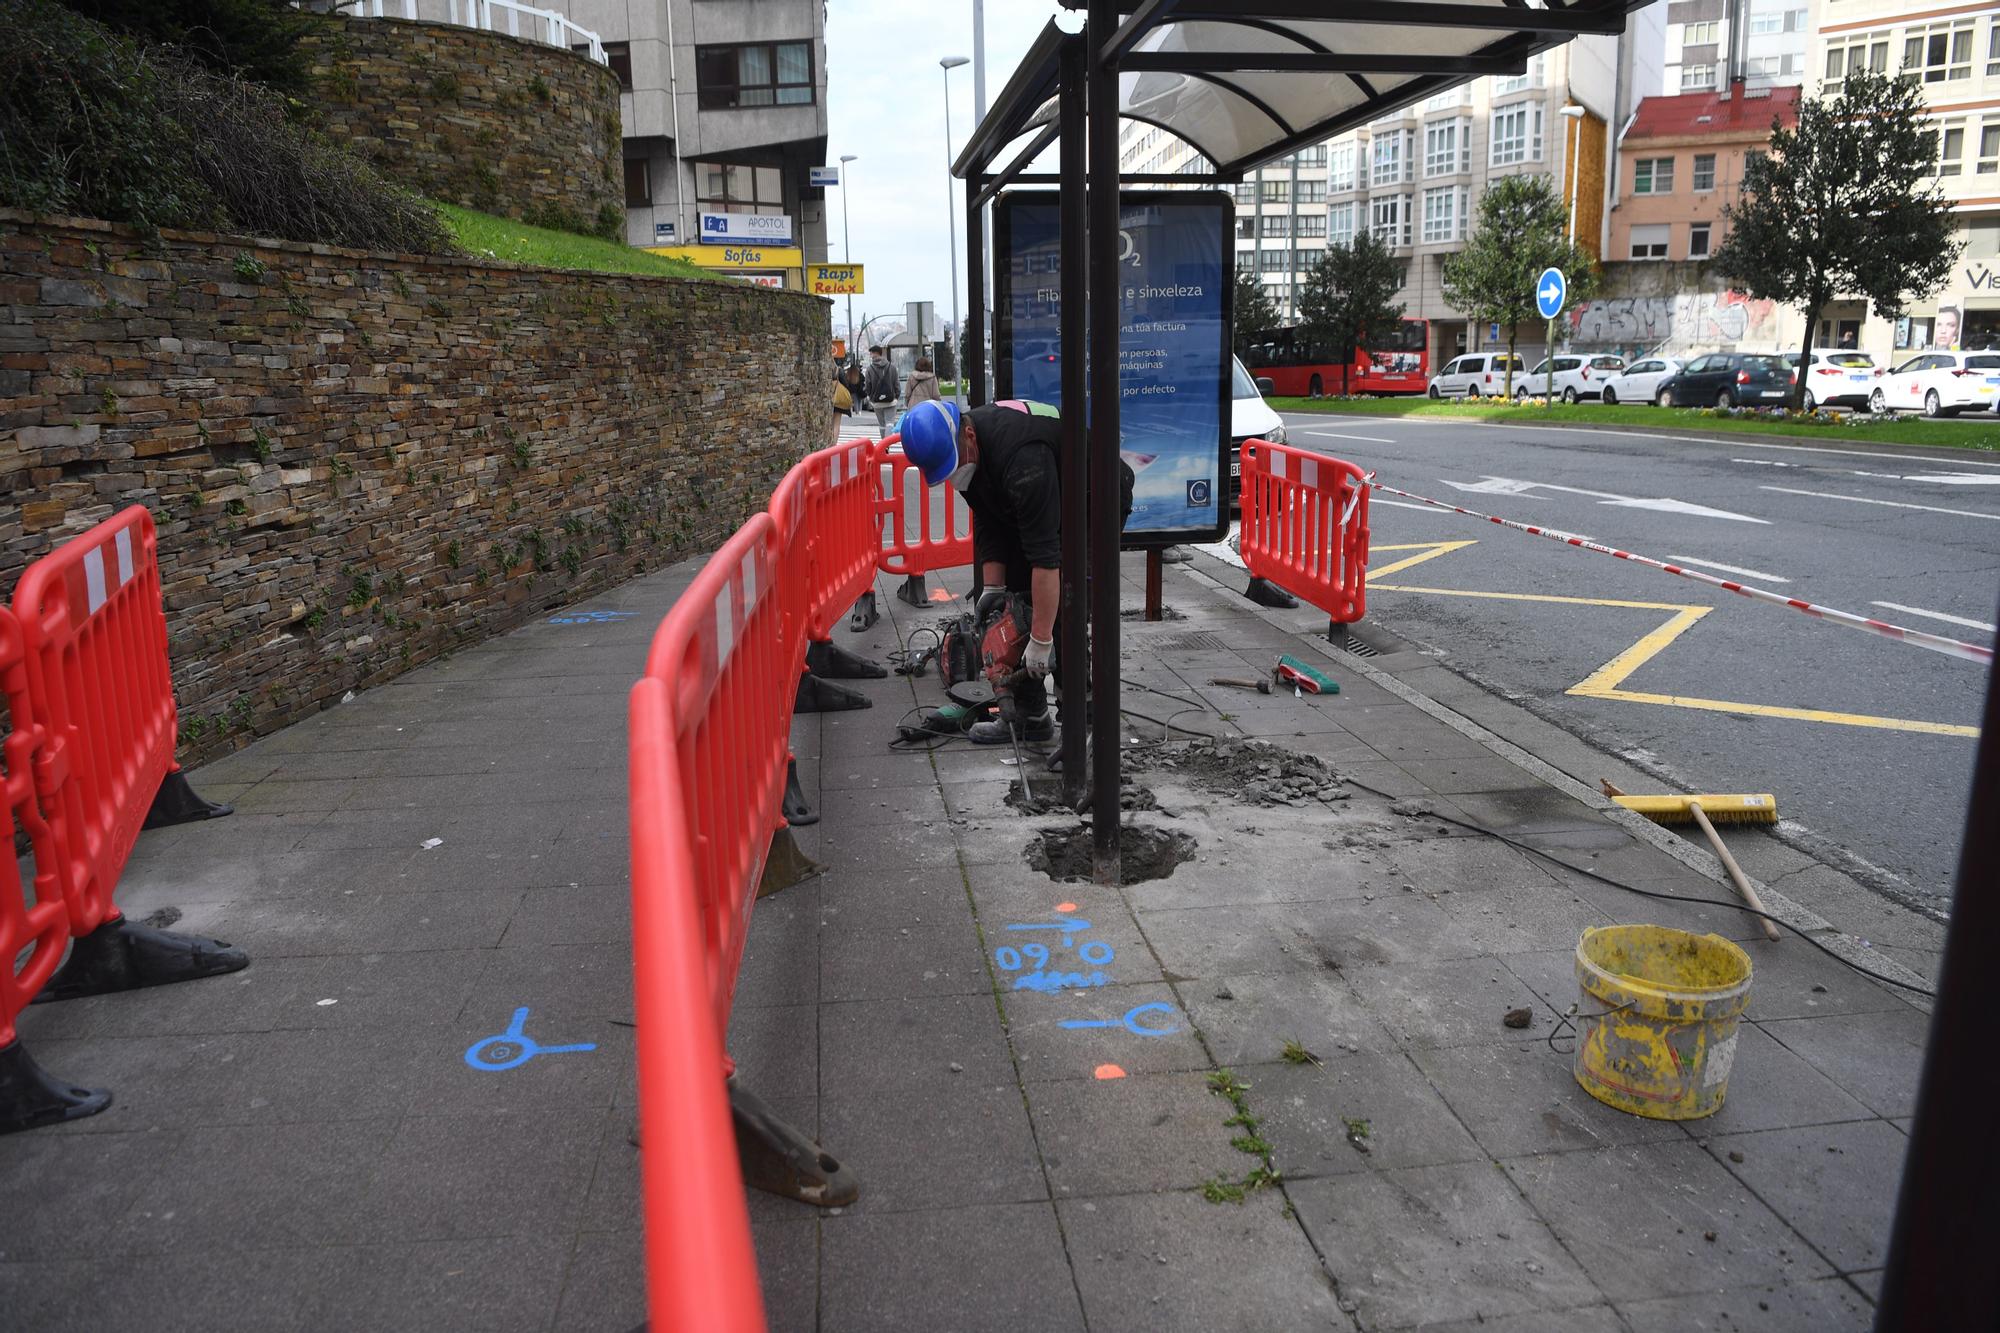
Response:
[1600,781,1783,942]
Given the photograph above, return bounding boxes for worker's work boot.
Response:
[968,709,1054,745]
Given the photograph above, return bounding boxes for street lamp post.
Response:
[839,153,858,360]
[1552,103,1588,411]
[941,56,970,410]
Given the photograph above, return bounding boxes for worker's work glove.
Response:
[974,588,1008,625]
[1024,635,1054,678]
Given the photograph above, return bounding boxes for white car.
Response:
[1598,356,1684,406]
[1229,356,1285,505]
[1792,350,1880,410]
[1428,353,1526,399]
[1868,350,2000,416]
[1518,354,1627,403]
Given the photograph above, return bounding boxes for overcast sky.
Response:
[824,1,1076,338]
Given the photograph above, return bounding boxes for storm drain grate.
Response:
[1144,631,1235,653]
[1339,637,1380,659]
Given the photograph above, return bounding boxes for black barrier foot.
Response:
[142,768,233,830]
[848,591,880,632]
[1245,576,1299,610]
[894,573,927,607]
[730,1078,859,1207]
[782,759,819,828]
[805,639,887,680]
[0,1038,111,1135]
[757,826,823,900]
[794,673,871,714]
[1328,620,1349,647]
[34,916,249,1003]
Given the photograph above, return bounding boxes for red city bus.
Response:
[1244,319,1431,397]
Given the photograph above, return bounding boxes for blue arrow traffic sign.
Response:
[1536,267,1567,320]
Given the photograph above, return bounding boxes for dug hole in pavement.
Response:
[1,546,1932,1332]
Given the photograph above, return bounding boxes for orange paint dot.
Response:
[1055,901,1078,913]
[1094,1064,1127,1080]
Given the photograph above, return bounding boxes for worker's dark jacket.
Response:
[962,399,1134,592]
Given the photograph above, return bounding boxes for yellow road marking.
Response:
[1365,570,1980,739]
[1366,540,1480,581]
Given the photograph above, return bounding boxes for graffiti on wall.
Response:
[1567,291,1779,349]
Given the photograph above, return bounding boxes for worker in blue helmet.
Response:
[902,397,1132,745]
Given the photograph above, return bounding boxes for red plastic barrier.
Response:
[629,513,793,1332]
[871,434,975,577]
[1238,440,1372,624]
[10,507,177,936]
[0,608,68,1048]
[802,441,881,639]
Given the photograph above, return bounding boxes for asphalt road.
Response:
[1272,409,1999,912]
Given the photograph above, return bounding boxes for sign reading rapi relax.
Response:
[700,212,794,245]
[994,191,1233,548]
[807,264,864,295]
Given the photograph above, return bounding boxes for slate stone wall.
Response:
[0,210,828,763]
[301,15,624,239]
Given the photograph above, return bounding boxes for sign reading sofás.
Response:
[993,191,1232,547]
[807,263,864,295]
[699,211,794,245]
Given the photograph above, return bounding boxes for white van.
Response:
[1229,356,1286,506]
[1429,353,1527,399]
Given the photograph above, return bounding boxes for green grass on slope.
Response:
[1267,395,2000,452]
[437,204,712,280]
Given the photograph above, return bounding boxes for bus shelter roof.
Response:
[953,0,1655,183]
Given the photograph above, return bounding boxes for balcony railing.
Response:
[341,0,607,66]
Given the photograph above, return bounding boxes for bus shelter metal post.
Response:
[1875,618,2000,1332]
[1057,35,1090,808]
[967,175,988,404]
[1086,0,1122,880]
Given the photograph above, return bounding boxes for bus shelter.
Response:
[953,5,1999,1325]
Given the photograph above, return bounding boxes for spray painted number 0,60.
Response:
[994,940,1115,972]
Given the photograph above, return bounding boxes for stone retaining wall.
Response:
[0,210,828,763]
[301,15,624,239]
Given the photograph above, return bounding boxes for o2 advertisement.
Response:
[994,192,1232,547]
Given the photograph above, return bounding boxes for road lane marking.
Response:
[1727,440,2000,470]
[1300,429,1394,443]
[1375,498,1453,513]
[1366,540,1481,580]
[1665,555,1790,583]
[1733,458,2000,485]
[1758,485,2000,521]
[1443,475,1771,524]
[1870,602,1997,633]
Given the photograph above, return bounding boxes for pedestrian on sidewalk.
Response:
[864,345,900,437]
[841,359,866,417]
[903,357,942,416]
[900,398,1133,745]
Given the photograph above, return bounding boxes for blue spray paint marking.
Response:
[1059,1001,1182,1037]
[464,1006,597,1071]
[1006,916,1091,947]
[547,610,637,625]
[1014,969,1110,993]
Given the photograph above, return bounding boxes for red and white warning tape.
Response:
[1365,476,1995,667]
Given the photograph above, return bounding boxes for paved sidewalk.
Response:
[2,545,1929,1331]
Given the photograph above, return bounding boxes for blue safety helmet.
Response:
[901,399,961,486]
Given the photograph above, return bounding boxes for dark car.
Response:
[1654,352,1795,408]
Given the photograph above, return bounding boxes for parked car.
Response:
[1867,350,2000,416]
[1654,352,1794,408]
[1786,350,1880,410]
[1228,355,1285,507]
[1598,356,1683,405]
[1517,354,1627,404]
[1428,352,1527,399]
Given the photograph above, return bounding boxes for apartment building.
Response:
[1123,10,1665,369]
[1611,83,1800,262]
[1811,0,2000,351]
[1665,0,1813,93]
[553,0,830,279]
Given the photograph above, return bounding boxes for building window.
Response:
[1372,130,1409,187]
[1234,183,1257,206]
[1745,54,1802,80]
[1824,37,1890,93]
[1259,249,1290,273]
[623,159,651,208]
[695,41,815,110]
[1990,23,2000,77]
[603,41,633,91]
[1634,157,1675,194]
[1748,12,1781,35]
[1630,223,1670,260]
[1689,222,1712,258]
[1421,186,1461,243]
[1328,201,1355,247]
[696,162,786,213]
[1296,180,1326,204]
[1260,180,1290,203]
[1328,143,1356,192]
[1425,119,1467,177]
[1235,217,1256,239]
[1904,23,1975,83]
[1236,250,1256,274]
[1692,153,1717,191]
[1681,63,1718,91]
[1978,120,2000,174]
[1370,194,1412,248]
[1292,145,1328,167]
[1260,214,1292,239]
[1297,214,1328,238]
[1937,123,1966,176]
[1493,53,1545,96]
[1490,104,1542,166]
[1684,20,1719,45]
[1423,86,1470,112]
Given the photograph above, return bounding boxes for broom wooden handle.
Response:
[1689,802,1783,942]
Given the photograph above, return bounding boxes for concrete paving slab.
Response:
[1139,894,1481,980]
[1413,1041,1687,1159]
[553,1230,649,1333]
[1615,1275,1874,1332]
[297,1235,576,1333]
[818,1080,1046,1216]
[1683,1021,1875,1136]
[816,865,973,940]
[817,993,1014,1100]
[343,1108,602,1244]
[1398,1306,1626,1333]
[1178,969,1400,1064]
[1251,1050,1487,1177]
[1707,1119,1908,1272]
[1005,980,1211,1083]
[821,922,993,1003]
[819,1202,1084,1332]
[1347,954,1547,1051]
[1759,1006,1932,1119]
[1289,1159,1604,1328]
[1026,1070,1245,1198]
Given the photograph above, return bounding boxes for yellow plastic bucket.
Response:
[1573,924,1753,1121]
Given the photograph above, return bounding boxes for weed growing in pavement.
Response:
[1280,1038,1321,1067]
[1202,1069,1282,1204]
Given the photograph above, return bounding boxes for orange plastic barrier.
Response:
[1238,439,1372,624]
[10,507,178,935]
[0,608,68,1049]
[802,441,881,640]
[871,434,975,577]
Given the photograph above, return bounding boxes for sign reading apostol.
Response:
[994,192,1232,547]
